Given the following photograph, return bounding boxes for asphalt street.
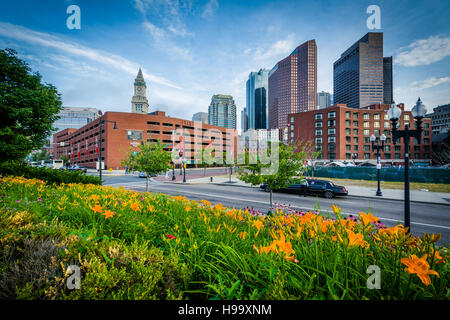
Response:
[102,174,450,245]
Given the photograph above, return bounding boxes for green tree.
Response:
[0,49,62,163]
[122,140,172,192]
[238,142,317,212]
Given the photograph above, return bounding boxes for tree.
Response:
[122,140,172,192]
[0,49,62,163]
[238,142,318,212]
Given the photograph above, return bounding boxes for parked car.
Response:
[260,179,348,199]
[138,172,157,178]
[67,165,87,173]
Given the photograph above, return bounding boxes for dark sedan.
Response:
[260,179,348,199]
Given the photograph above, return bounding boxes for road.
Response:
[101,174,450,246]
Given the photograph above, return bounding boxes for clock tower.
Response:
[131,68,149,113]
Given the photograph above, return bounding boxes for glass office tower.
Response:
[334,32,387,108]
[208,94,237,129]
[246,69,270,130]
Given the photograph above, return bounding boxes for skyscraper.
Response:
[241,108,248,132]
[383,57,393,104]
[131,68,149,114]
[268,40,317,133]
[334,32,391,109]
[192,112,209,124]
[208,94,237,129]
[317,91,331,109]
[246,69,270,130]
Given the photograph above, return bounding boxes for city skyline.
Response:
[0,0,449,134]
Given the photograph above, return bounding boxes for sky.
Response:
[0,0,449,133]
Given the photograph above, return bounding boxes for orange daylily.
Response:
[359,212,380,225]
[129,202,141,212]
[401,255,439,286]
[347,230,369,248]
[331,204,341,214]
[321,220,334,233]
[253,220,264,237]
[102,210,115,219]
[90,204,103,214]
[90,194,100,202]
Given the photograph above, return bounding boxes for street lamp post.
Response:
[388,98,427,232]
[98,119,118,185]
[171,161,176,181]
[370,133,386,196]
[183,160,186,183]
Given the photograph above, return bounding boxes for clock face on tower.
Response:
[137,87,143,94]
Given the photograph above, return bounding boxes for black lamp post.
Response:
[388,98,427,232]
[171,160,176,181]
[99,119,118,185]
[183,160,186,183]
[370,133,386,196]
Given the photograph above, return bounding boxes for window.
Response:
[385,137,391,144]
[353,113,358,119]
[424,123,429,128]
[414,153,420,159]
[315,113,323,120]
[290,132,294,138]
[384,113,389,120]
[424,138,429,144]
[346,136,351,142]
[424,153,430,159]
[364,113,370,120]
[290,125,294,131]
[346,153,352,159]
[353,129,358,135]
[346,145,351,151]
[354,145,358,151]
[364,153,371,159]
[364,137,370,143]
[424,146,430,152]
[353,121,358,127]
[315,144,322,151]
[374,130,380,136]
[315,137,322,144]
[364,121,370,128]
[315,129,322,136]
[395,153,401,159]
[328,144,336,152]
[364,145,370,151]
[364,129,370,135]
[404,114,410,121]
[346,128,351,135]
[385,145,391,152]
[328,136,336,143]
[328,111,336,118]
[384,130,390,136]
[374,122,380,128]
[328,128,336,135]
[424,130,429,136]
[328,120,336,127]
[385,153,391,159]
[345,111,351,119]
[374,114,380,120]
[353,137,358,143]
[328,153,336,160]
[290,117,294,123]
[346,120,351,127]
[315,121,322,128]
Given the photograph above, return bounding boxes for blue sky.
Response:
[0,0,449,132]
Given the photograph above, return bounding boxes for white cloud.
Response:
[394,35,450,67]
[253,33,297,67]
[409,76,450,90]
[0,22,182,89]
[201,0,219,19]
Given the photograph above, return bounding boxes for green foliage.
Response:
[122,140,171,191]
[0,48,63,163]
[0,161,100,185]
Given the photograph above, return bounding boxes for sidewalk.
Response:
[160,175,450,205]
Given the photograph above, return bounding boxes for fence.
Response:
[306,166,450,184]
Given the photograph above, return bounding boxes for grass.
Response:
[322,177,450,193]
[0,175,448,300]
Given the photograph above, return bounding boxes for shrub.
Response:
[0,162,100,185]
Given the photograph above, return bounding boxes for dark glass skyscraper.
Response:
[383,57,393,104]
[334,32,391,108]
[254,87,267,129]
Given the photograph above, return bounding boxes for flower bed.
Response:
[0,176,448,299]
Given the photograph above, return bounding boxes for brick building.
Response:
[53,111,237,170]
[288,104,432,163]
